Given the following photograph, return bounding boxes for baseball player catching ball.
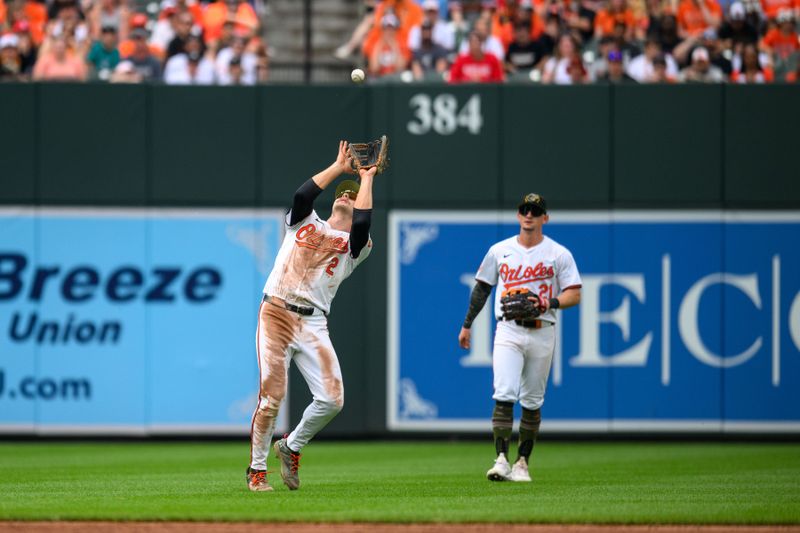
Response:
[458,193,582,482]
[246,140,378,492]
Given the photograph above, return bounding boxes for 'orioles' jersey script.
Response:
[475,235,581,323]
[263,210,372,314]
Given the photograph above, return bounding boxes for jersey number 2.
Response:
[325,257,339,277]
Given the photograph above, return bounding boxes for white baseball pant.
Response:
[492,320,556,411]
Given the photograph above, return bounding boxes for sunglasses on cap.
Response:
[519,204,545,217]
[336,189,358,200]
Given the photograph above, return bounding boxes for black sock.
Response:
[492,401,514,456]
[517,407,541,462]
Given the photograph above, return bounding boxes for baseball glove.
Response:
[500,288,541,321]
[349,135,389,174]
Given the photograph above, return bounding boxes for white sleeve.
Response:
[474,246,499,286]
[286,208,317,229]
[556,250,582,291]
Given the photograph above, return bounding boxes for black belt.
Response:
[498,316,554,329]
[263,294,316,316]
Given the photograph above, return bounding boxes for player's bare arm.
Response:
[540,286,581,313]
[290,141,355,226]
[458,280,493,349]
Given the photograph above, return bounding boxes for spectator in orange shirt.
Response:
[5,0,47,45]
[368,13,410,77]
[32,34,86,80]
[677,0,722,38]
[203,0,257,46]
[761,10,799,61]
[594,0,636,40]
[449,30,504,82]
[362,0,423,58]
[760,0,799,20]
[731,41,775,81]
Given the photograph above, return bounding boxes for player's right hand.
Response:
[335,140,356,175]
[458,327,471,350]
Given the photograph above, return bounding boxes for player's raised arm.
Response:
[349,166,376,259]
[289,141,355,226]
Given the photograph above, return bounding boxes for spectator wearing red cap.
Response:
[149,0,178,55]
[126,26,161,80]
[12,19,38,73]
[32,34,86,80]
[5,0,48,46]
[731,41,775,81]
[448,30,504,82]
[369,12,411,77]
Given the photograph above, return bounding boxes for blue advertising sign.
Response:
[0,208,285,435]
[388,211,800,433]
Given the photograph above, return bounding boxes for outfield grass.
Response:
[0,441,798,524]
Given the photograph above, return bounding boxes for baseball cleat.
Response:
[510,457,532,482]
[273,435,301,490]
[246,467,274,492]
[486,453,512,481]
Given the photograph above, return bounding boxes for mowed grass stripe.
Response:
[0,442,797,523]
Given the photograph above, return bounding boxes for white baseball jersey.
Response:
[262,209,372,314]
[475,235,581,323]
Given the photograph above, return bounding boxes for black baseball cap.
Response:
[518,193,547,213]
[335,180,360,198]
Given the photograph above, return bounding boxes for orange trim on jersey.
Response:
[561,284,582,291]
[295,241,349,254]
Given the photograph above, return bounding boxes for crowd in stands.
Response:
[2,0,799,83]
[335,0,800,83]
[0,0,269,83]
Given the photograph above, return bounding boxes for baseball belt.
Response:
[263,294,317,316]
[497,317,554,329]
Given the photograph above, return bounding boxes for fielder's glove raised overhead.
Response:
[349,135,389,174]
[500,288,541,321]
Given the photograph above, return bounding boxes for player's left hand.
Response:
[335,140,356,175]
[358,166,377,180]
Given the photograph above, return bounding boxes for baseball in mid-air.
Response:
[351,68,365,84]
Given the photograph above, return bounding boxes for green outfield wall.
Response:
[1,83,798,436]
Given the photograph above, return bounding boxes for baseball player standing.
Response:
[246,140,377,492]
[458,193,582,482]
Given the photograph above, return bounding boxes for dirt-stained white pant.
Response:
[492,320,556,411]
[249,300,344,470]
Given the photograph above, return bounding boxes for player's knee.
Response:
[318,398,343,416]
[257,394,282,417]
[260,380,287,404]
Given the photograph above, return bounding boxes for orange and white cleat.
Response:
[273,435,301,490]
[246,467,274,492]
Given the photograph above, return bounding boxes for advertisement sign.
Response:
[0,208,285,435]
[388,211,800,433]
